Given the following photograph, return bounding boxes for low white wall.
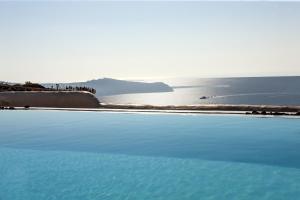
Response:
[0,91,100,108]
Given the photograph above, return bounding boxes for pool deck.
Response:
[4,104,300,116]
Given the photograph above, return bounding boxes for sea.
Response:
[100,76,300,106]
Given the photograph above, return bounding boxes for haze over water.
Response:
[100,76,300,106]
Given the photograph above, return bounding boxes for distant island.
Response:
[43,78,174,97]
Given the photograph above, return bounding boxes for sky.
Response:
[0,1,300,83]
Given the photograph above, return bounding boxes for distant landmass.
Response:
[101,76,300,106]
[43,78,173,97]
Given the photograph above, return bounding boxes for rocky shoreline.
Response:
[99,104,300,116]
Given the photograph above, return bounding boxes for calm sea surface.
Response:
[100,77,300,106]
[0,111,300,199]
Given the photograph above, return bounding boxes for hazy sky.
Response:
[0,1,300,82]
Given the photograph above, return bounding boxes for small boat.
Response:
[200,96,208,99]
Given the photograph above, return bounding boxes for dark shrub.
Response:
[273,112,284,116]
[252,110,259,114]
[23,81,45,89]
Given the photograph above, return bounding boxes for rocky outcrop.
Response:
[44,78,174,97]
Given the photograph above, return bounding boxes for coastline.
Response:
[4,104,300,117]
[100,103,300,113]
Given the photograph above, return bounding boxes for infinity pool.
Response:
[0,110,300,200]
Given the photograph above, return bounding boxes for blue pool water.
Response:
[0,111,300,200]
